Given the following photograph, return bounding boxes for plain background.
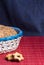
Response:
[0,0,44,36]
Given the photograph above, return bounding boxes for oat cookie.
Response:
[0,25,17,38]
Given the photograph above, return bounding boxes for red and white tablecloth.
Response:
[0,36,44,65]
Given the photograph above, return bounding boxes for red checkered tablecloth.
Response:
[0,36,44,65]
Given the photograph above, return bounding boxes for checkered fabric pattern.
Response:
[0,36,44,65]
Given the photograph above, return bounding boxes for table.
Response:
[0,36,44,65]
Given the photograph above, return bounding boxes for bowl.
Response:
[0,27,23,54]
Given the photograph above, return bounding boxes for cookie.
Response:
[0,25,17,38]
[13,52,24,62]
[0,31,5,38]
[5,52,24,62]
[5,54,13,61]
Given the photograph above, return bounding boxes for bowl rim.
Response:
[0,27,23,41]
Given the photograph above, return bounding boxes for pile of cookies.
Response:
[0,25,17,38]
[5,52,24,62]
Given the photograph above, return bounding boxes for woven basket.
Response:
[0,27,23,54]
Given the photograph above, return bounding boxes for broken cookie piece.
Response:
[5,54,13,61]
